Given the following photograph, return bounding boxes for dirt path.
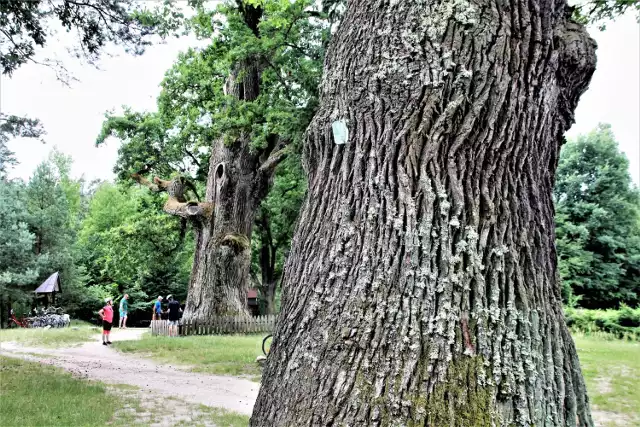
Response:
[0,328,259,418]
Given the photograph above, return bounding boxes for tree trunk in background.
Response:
[258,208,279,315]
[183,139,259,320]
[183,4,288,321]
[265,283,277,315]
[182,60,263,322]
[253,0,596,425]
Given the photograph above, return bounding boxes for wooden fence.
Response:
[151,315,276,337]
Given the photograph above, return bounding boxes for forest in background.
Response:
[0,0,638,327]
[1,123,638,327]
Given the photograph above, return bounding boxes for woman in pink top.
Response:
[98,298,114,345]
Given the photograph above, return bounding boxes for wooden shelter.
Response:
[34,272,62,306]
[247,289,259,316]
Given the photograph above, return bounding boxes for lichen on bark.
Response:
[409,356,493,427]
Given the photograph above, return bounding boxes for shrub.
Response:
[565,306,640,341]
[617,304,640,328]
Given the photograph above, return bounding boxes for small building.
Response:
[247,289,259,316]
[34,272,62,306]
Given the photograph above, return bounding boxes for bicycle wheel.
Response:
[262,334,273,356]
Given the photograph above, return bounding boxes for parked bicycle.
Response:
[9,310,31,328]
[262,334,272,356]
[26,307,70,328]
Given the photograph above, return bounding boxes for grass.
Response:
[0,323,96,347]
[114,333,640,423]
[0,356,250,427]
[4,327,634,426]
[113,334,264,379]
[176,404,250,427]
[0,356,127,427]
[575,334,640,426]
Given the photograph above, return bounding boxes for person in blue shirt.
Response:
[119,294,129,329]
[152,296,163,322]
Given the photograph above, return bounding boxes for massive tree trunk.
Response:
[132,4,291,323]
[181,5,291,322]
[183,136,260,320]
[253,1,596,426]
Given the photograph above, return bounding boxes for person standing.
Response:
[119,294,129,329]
[98,298,114,345]
[166,295,182,337]
[152,296,163,322]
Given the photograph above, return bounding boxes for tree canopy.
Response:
[573,0,640,29]
[0,0,181,79]
[96,0,333,183]
[0,114,45,180]
[555,124,640,308]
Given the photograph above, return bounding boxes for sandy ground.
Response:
[0,328,258,422]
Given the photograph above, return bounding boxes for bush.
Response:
[565,305,640,341]
[617,304,640,328]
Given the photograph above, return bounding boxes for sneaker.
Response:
[107,341,112,345]
[102,342,108,346]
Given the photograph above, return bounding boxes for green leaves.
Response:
[0,153,85,321]
[0,0,183,80]
[0,181,38,298]
[0,114,45,179]
[101,0,328,184]
[555,124,640,308]
[76,183,193,312]
[572,0,640,30]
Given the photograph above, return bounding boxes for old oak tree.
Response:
[253,0,597,426]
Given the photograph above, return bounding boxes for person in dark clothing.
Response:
[166,295,182,337]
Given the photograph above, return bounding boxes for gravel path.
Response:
[0,328,259,417]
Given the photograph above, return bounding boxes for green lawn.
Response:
[0,356,127,427]
[0,323,97,347]
[3,328,637,426]
[574,334,640,426]
[0,356,250,427]
[113,334,264,380]
[114,333,640,424]
[176,404,250,427]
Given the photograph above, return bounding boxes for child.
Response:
[98,298,114,345]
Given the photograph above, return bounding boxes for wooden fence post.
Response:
[154,315,275,337]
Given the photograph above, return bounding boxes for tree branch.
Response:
[184,148,201,167]
[131,172,213,218]
[258,148,288,176]
[163,199,213,219]
[131,172,162,192]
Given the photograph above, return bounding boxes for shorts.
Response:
[168,320,179,326]
[120,311,127,318]
[102,320,112,331]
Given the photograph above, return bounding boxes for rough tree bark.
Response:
[253,0,596,426]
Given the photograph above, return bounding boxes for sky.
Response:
[1,13,639,185]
